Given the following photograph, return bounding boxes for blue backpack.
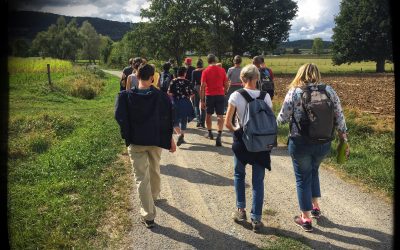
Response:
[238,89,277,152]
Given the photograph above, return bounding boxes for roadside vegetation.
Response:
[8,57,124,249]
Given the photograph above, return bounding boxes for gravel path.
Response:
[104,69,393,249]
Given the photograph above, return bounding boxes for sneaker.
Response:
[200,123,206,128]
[311,207,321,219]
[294,215,313,232]
[176,134,185,146]
[232,210,247,223]
[216,135,222,146]
[205,132,214,140]
[196,122,201,127]
[251,219,264,233]
[140,217,155,228]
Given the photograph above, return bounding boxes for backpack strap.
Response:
[258,91,267,100]
[237,89,254,103]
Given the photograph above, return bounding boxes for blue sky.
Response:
[14,0,341,41]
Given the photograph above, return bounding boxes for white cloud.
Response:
[40,4,99,17]
[289,0,341,41]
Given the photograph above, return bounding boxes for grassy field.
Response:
[188,56,394,74]
[8,57,125,248]
[272,100,394,197]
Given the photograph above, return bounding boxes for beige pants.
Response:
[127,144,162,221]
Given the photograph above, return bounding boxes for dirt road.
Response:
[103,69,393,249]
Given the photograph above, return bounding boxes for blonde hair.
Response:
[240,64,260,83]
[289,63,321,89]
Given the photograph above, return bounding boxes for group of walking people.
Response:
[115,54,350,233]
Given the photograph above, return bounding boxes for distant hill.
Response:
[279,39,332,49]
[8,10,135,42]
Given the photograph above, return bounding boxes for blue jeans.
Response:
[288,137,331,211]
[234,155,265,221]
[174,117,187,130]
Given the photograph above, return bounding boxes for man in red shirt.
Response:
[200,54,229,146]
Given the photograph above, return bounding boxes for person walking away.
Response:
[200,54,229,146]
[120,58,133,91]
[159,62,173,93]
[226,55,243,125]
[277,63,350,232]
[192,59,206,128]
[184,57,196,83]
[168,66,195,146]
[168,58,179,78]
[115,64,176,229]
[126,57,143,90]
[225,64,273,233]
[253,56,275,99]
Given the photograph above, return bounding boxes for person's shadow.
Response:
[179,141,234,156]
[161,164,249,188]
[152,202,259,249]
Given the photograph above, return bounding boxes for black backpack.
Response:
[258,68,274,98]
[292,84,335,144]
[160,72,172,92]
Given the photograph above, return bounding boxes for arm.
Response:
[327,86,348,140]
[200,81,206,109]
[126,75,132,90]
[223,79,230,94]
[120,72,126,87]
[224,103,238,132]
[276,89,295,125]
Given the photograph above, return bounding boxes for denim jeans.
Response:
[174,117,188,130]
[288,137,331,211]
[194,85,205,124]
[234,155,265,221]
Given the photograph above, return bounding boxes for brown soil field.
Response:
[273,73,395,117]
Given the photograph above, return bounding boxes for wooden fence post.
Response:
[47,64,52,86]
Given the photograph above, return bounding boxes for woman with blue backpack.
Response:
[277,63,350,232]
[225,64,274,233]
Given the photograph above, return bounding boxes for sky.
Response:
[11,0,341,41]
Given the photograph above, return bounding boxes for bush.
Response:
[70,81,97,99]
[29,134,51,153]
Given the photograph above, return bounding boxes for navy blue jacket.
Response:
[115,86,173,149]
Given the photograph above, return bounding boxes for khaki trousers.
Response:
[127,144,162,221]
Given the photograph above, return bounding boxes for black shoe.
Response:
[251,219,264,233]
[205,132,214,140]
[294,215,313,232]
[311,208,321,219]
[200,123,206,128]
[216,136,222,146]
[176,134,185,146]
[140,217,155,228]
[196,122,201,127]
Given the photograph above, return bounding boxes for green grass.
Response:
[273,100,394,196]
[262,235,311,250]
[190,56,394,74]
[8,57,125,248]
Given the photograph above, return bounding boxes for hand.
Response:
[169,138,176,153]
[200,100,205,110]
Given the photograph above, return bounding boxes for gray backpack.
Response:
[292,84,335,144]
[238,89,277,152]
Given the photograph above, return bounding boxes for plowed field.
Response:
[273,73,395,116]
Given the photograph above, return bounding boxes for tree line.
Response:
[10,0,392,72]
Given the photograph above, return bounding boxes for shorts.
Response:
[205,95,225,115]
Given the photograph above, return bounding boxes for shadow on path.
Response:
[153,202,259,249]
[161,164,244,187]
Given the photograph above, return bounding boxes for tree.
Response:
[30,17,82,60]
[312,38,323,56]
[79,21,102,63]
[99,35,113,64]
[332,0,392,72]
[222,0,297,57]
[292,47,301,54]
[10,39,30,57]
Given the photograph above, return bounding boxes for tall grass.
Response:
[8,57,73,74]
[8,57,124,248]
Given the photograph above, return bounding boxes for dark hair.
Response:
[177,66,187,77]
[137,64,155,80]
[129,58,133,65]
[196,59,204,68]
[133,57,143,70]
[233,55,241,64]
[207,54,217,64]
[162,62,171,72]
[252,55,263,66]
